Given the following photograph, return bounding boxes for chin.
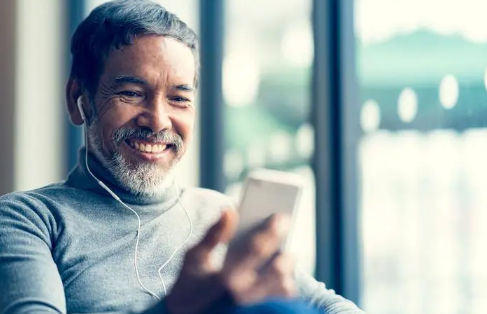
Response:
[87,125,182,196]
[111,152,179,196]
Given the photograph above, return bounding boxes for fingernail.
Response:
[275,214,291,235]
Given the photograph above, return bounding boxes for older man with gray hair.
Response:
[0,1,364,313]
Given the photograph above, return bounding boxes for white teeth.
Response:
[130,141,167,153]
[153,145,164,153]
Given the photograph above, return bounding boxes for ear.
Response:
[66,78,91,125]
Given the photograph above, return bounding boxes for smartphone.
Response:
[233,168,305,249]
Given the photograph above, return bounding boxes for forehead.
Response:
[101,35,195,85]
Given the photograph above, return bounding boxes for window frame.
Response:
[312,0,361,303]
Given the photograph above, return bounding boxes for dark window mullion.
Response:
[199,0,225,192]
[312,0,360,304]
[339,0,361,304]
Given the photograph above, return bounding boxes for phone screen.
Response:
[236,176,302,239]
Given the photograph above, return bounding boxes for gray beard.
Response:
[86,119,179,197]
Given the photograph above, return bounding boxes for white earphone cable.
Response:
[79,98,193,300]
[83,133,162,300]
[157,186,193,295]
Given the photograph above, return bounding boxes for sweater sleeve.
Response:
[295,268,365,314]
[0,194,66,314]
[0,195,169,314]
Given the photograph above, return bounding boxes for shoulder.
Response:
[0,182,74,242]
[179,187,237,226]
[180,187,237,208]
[0,182,74,213]
[0,184,57,212]
[0,186,56,247]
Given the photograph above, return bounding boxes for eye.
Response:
[169,96,192,108]
[171,96,190,103]
[118,91,141,98]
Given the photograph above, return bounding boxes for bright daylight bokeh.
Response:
[357,0,487,313]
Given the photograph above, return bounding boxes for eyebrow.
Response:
[113,75,194,92]
[171,84,195,92]
[114,75,148,85]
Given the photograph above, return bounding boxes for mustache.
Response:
[112,128,184,152]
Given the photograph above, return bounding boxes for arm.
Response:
[0,195,170,314]
[295,268,364,314]
[0,196,66,314]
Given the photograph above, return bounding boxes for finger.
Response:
[260,252,295,279]
[232,254,296,305]
[186,208,238,265]
[206,208,239,246]
[225,213,291,271]
[250,253,296,300]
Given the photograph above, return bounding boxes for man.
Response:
[0,1,364,313]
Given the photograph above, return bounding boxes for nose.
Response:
[135,96,172,133]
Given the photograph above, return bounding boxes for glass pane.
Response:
[224,0,316,274]
[356,1,487,313]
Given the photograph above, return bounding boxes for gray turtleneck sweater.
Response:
[0,149,363,314]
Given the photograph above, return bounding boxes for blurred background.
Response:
[0,0,486,313]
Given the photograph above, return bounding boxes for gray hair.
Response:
[69,0,199,98]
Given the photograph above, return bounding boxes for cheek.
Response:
[97,106,139,142]
[176,111,195,141]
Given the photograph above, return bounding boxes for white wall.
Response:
[14,0,65,191]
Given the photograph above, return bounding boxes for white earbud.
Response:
[77,96,87,122]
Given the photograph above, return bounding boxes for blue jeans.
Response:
[229,299,319,314]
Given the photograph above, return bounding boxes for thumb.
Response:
[186,208,238,264]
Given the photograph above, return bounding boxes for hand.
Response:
[165,209,296,314]
[221,212,296,304]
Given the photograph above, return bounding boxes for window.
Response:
[223,0,316,274]
[356,0,487,313]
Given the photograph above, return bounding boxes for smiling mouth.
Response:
[125,139,172,154]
